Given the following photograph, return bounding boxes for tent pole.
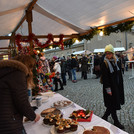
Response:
[125,31,128,50]
[26,10,33,54]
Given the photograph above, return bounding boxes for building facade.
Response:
[44,31,134,59]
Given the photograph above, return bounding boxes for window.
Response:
[116,40,122,47]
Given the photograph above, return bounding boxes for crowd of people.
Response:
[37,44,128,129]
[0,44,131,133]
[36,48,130,93]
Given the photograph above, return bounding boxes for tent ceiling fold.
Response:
[17,0,134,37]
[34,4,87,33]
[0,0,32,36]
[0,0,134,47]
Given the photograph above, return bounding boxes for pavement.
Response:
[56,69,134,134]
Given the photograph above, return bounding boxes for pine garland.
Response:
[64,20,134,46]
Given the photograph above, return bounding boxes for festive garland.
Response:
[15,33,64,52]
[64,20,134,46]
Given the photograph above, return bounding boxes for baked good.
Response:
[83,126,110,134]
[41,108,60,117]
[64,123,71,131]
[53,100,72,108]
[69,109,92,121]
[49,118,56,125]
[93,126,110,134]
[43,114,50,124]
[56,125,64,133]
[70,121,78,131]
[55,120,61,127]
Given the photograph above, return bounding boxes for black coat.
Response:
[81,57,88,72]
[61,60,66,73]
[0,60,36,134]
[101,60,125,110]
[71,58,78,69]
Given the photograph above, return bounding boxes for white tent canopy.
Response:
[0,0,134,47]
[94,47,125,53]
[72,50,92,55]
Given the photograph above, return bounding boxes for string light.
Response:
[37,50,40,53]
[75,39,79,43]
[49,46,53,49]
[99,30,103,36]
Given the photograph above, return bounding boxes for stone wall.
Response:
[86,32,134,52]
[44,32,134,59]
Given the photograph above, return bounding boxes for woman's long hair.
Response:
[14,55,35,89]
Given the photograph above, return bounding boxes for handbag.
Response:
[94,65,100,71]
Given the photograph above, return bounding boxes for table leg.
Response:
[129,63,134,79]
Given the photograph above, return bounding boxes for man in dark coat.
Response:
[101,44,125,129]
[0,55,40,134]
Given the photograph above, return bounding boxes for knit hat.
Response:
[53,56,58,60]
[105,44,114,53]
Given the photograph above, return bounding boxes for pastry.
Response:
[70,121,78,131]
[41,108,60,117]
[56,125,64,133]
[83,126,110,134]
[53,100,72,108]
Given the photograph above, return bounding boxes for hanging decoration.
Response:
[15,33,64,52]
[64,20,134,46]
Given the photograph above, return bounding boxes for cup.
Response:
[36,97,42,107]
[28,89,32,102]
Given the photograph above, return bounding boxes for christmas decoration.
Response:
[15,33,64,51]
[64,20,134,46]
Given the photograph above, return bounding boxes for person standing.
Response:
[71,54,78,83]
[60,57,67,85]
[0,55,40,134]
[94,54,101,79]
[66,56,72,80]
[81,55,88,79]
[101,44,125,129]
[53,56,64,91]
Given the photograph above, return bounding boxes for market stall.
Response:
[72,50,92,55]
[24,92,128,134]
[94,47,125,53]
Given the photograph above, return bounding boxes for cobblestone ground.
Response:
[56,69,134,134]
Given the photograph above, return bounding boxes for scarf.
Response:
[104,56,120,73]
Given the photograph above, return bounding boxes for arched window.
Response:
[116,40,122,47]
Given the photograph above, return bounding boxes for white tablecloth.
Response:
[126,60,134,79]
[24,93,128,134]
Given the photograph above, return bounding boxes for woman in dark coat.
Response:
[0,55,40,134]
[101,44,125,129]
[81,55,88,79]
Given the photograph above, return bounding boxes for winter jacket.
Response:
[0,60,36,134]
[71,58,78,69]
[81,57,88,72]
[101,60,125,110]
[61,61,66,73]
[66,59,72,71]
[53,62,61,74]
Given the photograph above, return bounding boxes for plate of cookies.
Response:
[53,100,73,109]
